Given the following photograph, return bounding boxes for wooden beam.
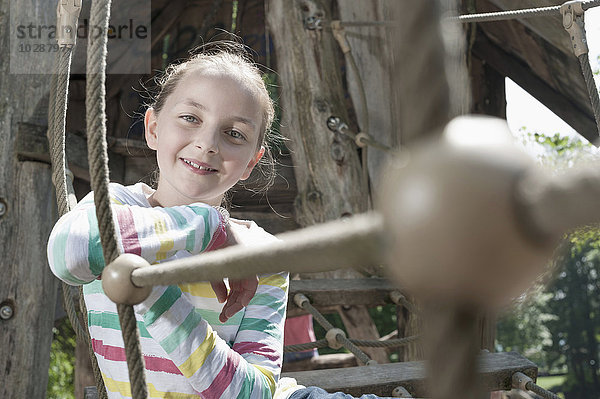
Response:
[282,353,358,372]
[286,278,397,317]
[472,27,598,143]
[472,1,597,143]
[283,351,538,397]
[485,0,571,55]
[15,122,125,182]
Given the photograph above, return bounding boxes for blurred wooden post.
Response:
[0,2,59,397]
[266,0,389,363]
[466,5,507,351]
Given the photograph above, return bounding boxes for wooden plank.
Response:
[472,27,598,143]
[485,0,571,55]
[230,153,298,212]
[283,351,538,397]
[15,122,126,182]
[287,278,396,310]
[474,1,597,143]
[282,353,358,372]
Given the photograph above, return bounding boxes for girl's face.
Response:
[145,71,265,207]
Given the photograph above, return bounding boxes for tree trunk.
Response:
[0,2,60,397]
[267,0,388,364]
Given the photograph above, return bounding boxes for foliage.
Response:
[47,317,76,399]
[497,131,600,398]
[543,231,600,398]
[496,290,557,371]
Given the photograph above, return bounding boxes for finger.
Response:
[210,280,228,303]
[237,286,256,308]
[219,302,244,323]
[229,277,258,307]
[219,289,245,323]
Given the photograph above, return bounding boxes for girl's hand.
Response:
[210,221,258,323]
[211,277,259,322]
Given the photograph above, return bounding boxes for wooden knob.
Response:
[380,116,553,308]
[102,253,152,305]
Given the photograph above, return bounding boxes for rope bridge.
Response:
[46,0,600,398]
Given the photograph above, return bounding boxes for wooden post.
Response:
[469,44,507,353]
[336,0,398,192]
[266,0,389,363]
[0,1,60,397]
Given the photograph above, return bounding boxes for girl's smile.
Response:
[144,71,265,207]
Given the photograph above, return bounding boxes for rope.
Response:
[283,335,419,353]
[450,0,600,23]
[47,45,108,399]
[451,6,559,22]
[526,382,561,399]
[294,294,374,365]
[130,213,384,287]
[284,339,329,352]
[48,48,72,217]
[85,1,147,397]
[390,291,417,315]
[578,53,600,138]
[349,335,420,349]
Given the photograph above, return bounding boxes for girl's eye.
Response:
[181,115,198,123]
[227,129,246,140]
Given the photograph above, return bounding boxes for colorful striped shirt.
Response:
[47,182,290,398]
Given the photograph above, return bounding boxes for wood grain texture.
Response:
[15,122,125,182]
[287,278,396,315]
[0,1,65,396]
[283,351,538,397]
[266,0,367,227]
[475,0,597,142]
[267,0,389,363]
[337,0,397,192]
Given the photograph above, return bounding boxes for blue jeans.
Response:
[288,386,391,399]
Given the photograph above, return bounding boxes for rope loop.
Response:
[325,328,346,350]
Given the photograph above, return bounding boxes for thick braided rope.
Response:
[85,1,147,397]
[283,335,420,353]
[284,339,329,353]
[578,53,600,138]
[451,0,600,23]
[526,382,561,399]
[48,48,71,216]
[349,335,420,349]
[47,46,108,399]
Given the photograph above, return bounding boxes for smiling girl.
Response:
[47,42,291,398]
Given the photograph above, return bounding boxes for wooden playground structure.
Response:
[2,0,600,398]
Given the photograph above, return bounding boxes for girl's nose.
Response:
[194,128,219,154]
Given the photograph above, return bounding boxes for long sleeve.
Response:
[47,183,227,285]
[135,271,288,399]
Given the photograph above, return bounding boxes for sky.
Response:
[506,7,600,146]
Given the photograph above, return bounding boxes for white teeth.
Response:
[183,159,215,171]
